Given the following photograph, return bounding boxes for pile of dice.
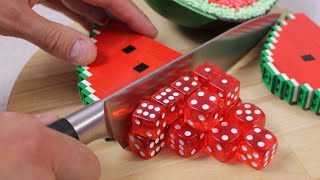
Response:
[129,62,278,170]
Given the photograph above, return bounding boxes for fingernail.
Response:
[147,24,158,38]
[70,40,95,65]
[34,114,59,125]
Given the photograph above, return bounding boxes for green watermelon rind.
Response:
[260,13,320,115]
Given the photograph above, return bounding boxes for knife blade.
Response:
[48,13,280,148]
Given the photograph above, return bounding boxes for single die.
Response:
[128,130,166,159]
[236,127,278,170]
[192,62,223,85]
[170,75,201,98]
[207,73,240,106]
[167,119,205,158]
[204,122,241,162]
[228,103,266,134]
[184,90,222,131]
[132,101,167,139]
[151,87,185,124]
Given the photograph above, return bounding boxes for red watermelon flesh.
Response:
[208,0,258,9]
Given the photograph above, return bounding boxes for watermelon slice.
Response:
[145,0,277,28]
[260,13,320,115]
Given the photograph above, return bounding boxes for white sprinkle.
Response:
[154,107,160,112]
[170,134,175,139]
[221,122,228,126]
[198,91,205,97]
[143,111,149,116]
[198,115,205,121]
[254,110,262,114]
[200,133,205,139]
[235,87,239,92]
[218,92,223,98]
[192,81,198,86]
[222,135,229,141]
[142,103,147,107]
[176,82,182,86]
[146,132,152,137]
[246,135,253,140]
[214,113,219,119]
[135,119,141,125]
[191,100,198,105]
[212,128,219,133]
[173,92,179,96]
[184,87,190,91]
[184,76,190,81]
[168,96,174,100]
[156,146,160,152]
[175,124,181,129]
[246,116,253,121]
[254,128,261,133]
[191,149,197,155]
[222,79,228,84]
[170,144,175,149]
[149,114,156,118]
[251,162,258,167]
[166,88,172,92]
[207,146,212,152]
[184,131,192,136]
[150,142,155,148]
[242,145,248,151]
[163,99,169,104]
[236,110,243,115]
[156,120,160,127]
[265,134,272,139]
[247,154,252,159]
[188,119,194,125]
[160,133,165,140]
[266,151,270,157]
[231,128,238,134]
[232,146,237,152]
[234,95,238,100]
[161,92,167,96]
[227,101,231,106]
[137,109,143,114]
[273,144,277,149]
[170,139,175,144]
[258,142,265,147]
[253,152,259,158]
[272,149,276,155]
[241,154,246,160]
[155,138,160,144]
[171,106,176,112]
[244,104,251,108]
[231,94,235,99]
[179,150,184,156]
[209,96,216,101]
[245,110,252,114]
[205,67,211,72]
[202,104,209,110]
[264,162,268,167]
[194,76,199,80]
[148,105,154,109]
[162,122,167,128]
[216,144,222,151]
[228,92,231,97]
[179,140,185,145]
[162,113,166,119]
[150,150,156,156]
[135,144,140,149]
[140,151,145,157]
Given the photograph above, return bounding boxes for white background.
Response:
[0,0,319,111]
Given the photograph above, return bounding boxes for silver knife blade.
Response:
[57,13,280,148]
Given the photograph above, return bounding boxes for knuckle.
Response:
[42,26,66,55]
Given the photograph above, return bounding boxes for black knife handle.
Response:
[48,118,79,140]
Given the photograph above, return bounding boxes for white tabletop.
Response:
[1,1,319,112]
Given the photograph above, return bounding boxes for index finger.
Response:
[82,0,158,38]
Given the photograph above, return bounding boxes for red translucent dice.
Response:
[204,122,241,162]
[184,90,223,131]
[132,101,167,139]
[228,103,266,134]
[151,86,184,124]
[170,75,201,98]
[207,73,240,106]
[129,130,166,159]
[192,62,223,85]
[236,127,278,170]
[167,119,205,158]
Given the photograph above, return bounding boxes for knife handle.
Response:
[48,118,80,140]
